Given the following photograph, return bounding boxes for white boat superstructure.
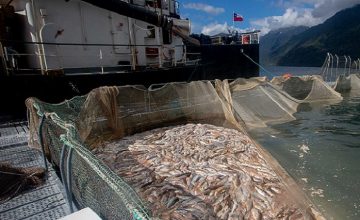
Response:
[3,0,192,74]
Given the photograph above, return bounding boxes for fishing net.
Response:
[271,75,343,102]
[76,82,242,148]
[26,80,325,219]
[334,74,360,94]
[0,163,46,203]
[26,81,242,219]
[220,77,300,128]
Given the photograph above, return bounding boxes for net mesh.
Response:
[224,77,300,127]
[334,74,360,95]
[25,78,337,219]
[76,82,242,148]
[271,75,343,102]
[26,81,244,219]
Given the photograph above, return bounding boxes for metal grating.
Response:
[0,121,71,220]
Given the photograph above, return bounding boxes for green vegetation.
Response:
[261,4,360,67]
[260,26,308,65]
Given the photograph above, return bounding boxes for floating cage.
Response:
[334,74,360,94]
[271,75,343,102]
[26,79,335,219]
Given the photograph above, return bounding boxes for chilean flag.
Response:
[233,13,244,22]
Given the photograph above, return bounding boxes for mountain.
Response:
[263,4,360,67]
[260,26,308,65]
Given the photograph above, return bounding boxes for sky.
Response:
[179,0,360,35]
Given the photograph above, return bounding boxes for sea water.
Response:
[260,66,322,77]
[259,65,356,79]
[251,66,360,219]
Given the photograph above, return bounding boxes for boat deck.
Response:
[0,121,71,220]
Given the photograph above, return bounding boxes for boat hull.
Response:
[0,44,259,118]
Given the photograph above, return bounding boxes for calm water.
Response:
[251,66,360,219]
[260,65,358,81]
[260,66,323,78]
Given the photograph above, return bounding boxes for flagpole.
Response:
[232,11,235,29]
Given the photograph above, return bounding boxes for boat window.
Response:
[146,26,155,38]
[162,28,172,44]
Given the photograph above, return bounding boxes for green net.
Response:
[26,79,330,219]
[26,81,243,219]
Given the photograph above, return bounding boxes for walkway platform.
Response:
[0,121,71,220]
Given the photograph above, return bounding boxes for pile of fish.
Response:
[92,124,307,219]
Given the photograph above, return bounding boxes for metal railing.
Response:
[320,52,360,82]
[0,41,201,76]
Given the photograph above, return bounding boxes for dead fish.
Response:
[92,123,310,220]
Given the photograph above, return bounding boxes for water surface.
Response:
[260,66,322,77]
[249,78,360,219]
[260,65,357,81]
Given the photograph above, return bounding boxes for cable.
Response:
[187,59,200,82]
[133,23,156,31]
[241,50,275,78]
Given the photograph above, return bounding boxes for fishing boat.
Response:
[0,0,260,118]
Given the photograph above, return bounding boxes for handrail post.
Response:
[325,53,331,81]
[66,146,74,212]
[0,41,9,76]
[38,115,49,172]
[355,61,358,71]
[60,143,75,213]
[329,53,333,82]
[99,49,104,74]
[173,46,176,67]
[335,54,339,78]
[320,53,329,79]
[344,55,348,76]
[183,45,187,65]
[348,56,351,76]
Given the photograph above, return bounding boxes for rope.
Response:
[241,50,275,78]
[134,23,156,31]
[0,169,42,177]
[0,164,46,204]
[0,170,25,176]
[187,59,200,82]
[0,184,23,204]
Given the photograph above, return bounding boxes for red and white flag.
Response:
[233,13,244,22]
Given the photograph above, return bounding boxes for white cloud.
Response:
[183,3,225,15]
[253,0,360,34]
[252,8,322,34]
[201,22,251,36]
[274,0,359,11]
[311,0,360,18]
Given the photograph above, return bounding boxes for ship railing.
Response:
[320,52,360,82]
[130,0,180,18]
[0,41,201,76]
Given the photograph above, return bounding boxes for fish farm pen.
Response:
[1,0,360,217]
[18,71,360,219]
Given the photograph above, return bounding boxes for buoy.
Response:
[283,73,292,79]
